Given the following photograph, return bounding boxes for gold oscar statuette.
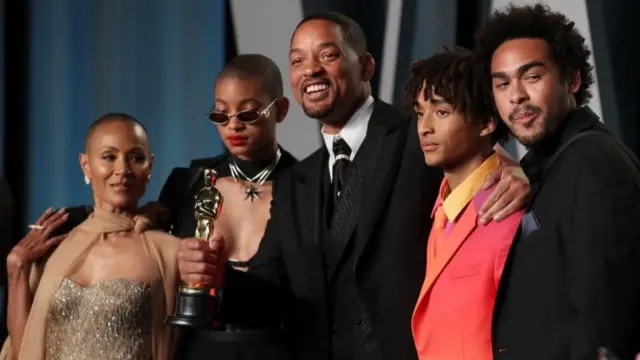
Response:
[165,169,223,328]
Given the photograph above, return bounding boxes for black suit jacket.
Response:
[493,107,640,359]
[222,100,442,359]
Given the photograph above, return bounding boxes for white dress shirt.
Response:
[321,96,375,181]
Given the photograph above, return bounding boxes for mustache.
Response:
[509,105,541,121]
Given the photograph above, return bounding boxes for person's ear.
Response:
[147,153,154,183]
[360,53,375,82]
[79,152,91,184]
[274,97,289,124]
[567,69,581,95]
[479,117,497,138]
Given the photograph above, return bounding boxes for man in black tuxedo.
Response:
[474,4,640,359]
[179,13,530,360]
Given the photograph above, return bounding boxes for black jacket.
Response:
[493,107,640,360]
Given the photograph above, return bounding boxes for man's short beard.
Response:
[515,131,547,147]
[513,115,558,147]
[302,103,335,120]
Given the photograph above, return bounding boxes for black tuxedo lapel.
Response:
[325,101,406,280]
[292,149,327,248]
[353,104,408,265]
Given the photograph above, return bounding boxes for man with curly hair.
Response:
[474,3,640,359]
[404,49,523,360]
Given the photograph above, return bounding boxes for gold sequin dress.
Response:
[44,278,153,360]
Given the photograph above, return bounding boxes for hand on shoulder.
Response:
[7,207,69,271]
[133,201,171,233]
[478,162,530,224]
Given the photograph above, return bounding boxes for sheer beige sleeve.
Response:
[145,230,181,360]
[0,262,45,360]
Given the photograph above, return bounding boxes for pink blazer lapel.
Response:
[415,205,479,306]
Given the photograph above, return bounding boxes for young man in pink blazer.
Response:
[404,49,524,360]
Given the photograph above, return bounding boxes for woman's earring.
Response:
[84,175,91,185]
[147,174,152,182]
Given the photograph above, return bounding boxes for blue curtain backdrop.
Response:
[27,0,226,222]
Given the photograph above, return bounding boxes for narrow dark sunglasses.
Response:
[208,99,278,125]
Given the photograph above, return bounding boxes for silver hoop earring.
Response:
[84,175,90,185]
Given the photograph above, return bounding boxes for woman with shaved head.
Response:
[1,113,180,360]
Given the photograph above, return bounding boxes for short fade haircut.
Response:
[293,12,367,56]
[85,112,148,151]
[474,3,594,107]
[403,47,509,144]
[217,54,284,99]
